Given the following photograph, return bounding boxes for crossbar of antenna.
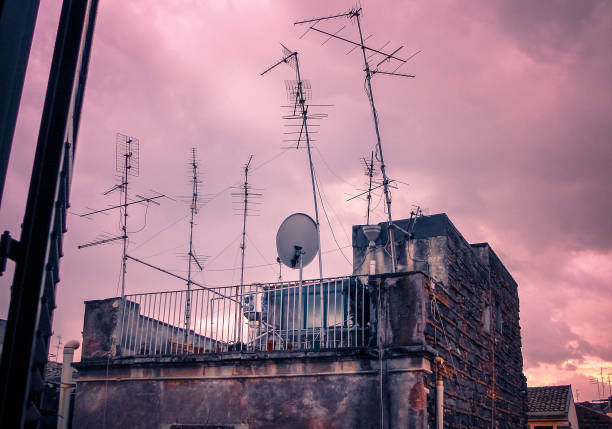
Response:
[260,52,296,76]
[77,235,126,249]
[307,27,407,63]
[294,10,356,25]
[372,70,415,78]
[79,195,164,217]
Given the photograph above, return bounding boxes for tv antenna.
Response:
[174,148,210,335]
[345,151,398,223]
[295,7,419,272]
[231,155,262,346]
[77,133,165,298]
[261,44,326,280]
[363,151,376,224]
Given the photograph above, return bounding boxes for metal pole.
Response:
[355,12,396,273]
[185,149,198,342]
[121,148,129,297]
[297,249,303,348]
[237,155,252,349]
[366,151,374,225]
[294,54,324,280]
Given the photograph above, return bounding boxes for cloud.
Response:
[0,0,610,401]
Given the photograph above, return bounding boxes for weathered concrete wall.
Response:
[82,298,220,359]
[75,213,527,428]
[354,214,528,428]
[74,272,435,428]
[73,351,431,429]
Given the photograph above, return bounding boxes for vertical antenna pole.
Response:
[120,140,130,298]
[239,155,253,290]
[366,151,374,225]
[294,54,324,281]
[237,155,253,350]
[355,12,397,272]
[185,148,198,343]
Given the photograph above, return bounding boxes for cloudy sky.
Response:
[1,0,611,402]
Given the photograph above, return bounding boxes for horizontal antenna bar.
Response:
[309,27,407,63]
[80,194,164,217]
[372,70,415,78]
[78,235,126,249]
[294,10,356,25]
[260,51,296,76]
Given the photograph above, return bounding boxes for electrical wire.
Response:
[246,233,279,276]
[130,214,188,252]
[313,169,352,266]
[128,201,150,233]
[313,145,359,189]
[313,164,352,245]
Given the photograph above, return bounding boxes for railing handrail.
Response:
[122,274,362,298]
[118,275,371,357]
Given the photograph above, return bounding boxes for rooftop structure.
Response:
[527,385,579,428]
[72,213,528,428]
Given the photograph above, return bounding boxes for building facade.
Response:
[72,213,527,428]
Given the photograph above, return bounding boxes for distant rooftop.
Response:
[528,385,572,417]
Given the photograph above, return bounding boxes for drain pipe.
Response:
[435,356,444,429]
[58,340,80,429]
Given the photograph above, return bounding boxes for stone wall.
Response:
[73,351,430,429]
[353,214,528,428]
[73,273,434,429]
[73,213,527,428]
[82,298,220,359]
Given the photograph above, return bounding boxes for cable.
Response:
[313,164,352,245]
[251,149,290,173]
[204,233,242,269]
[313,169,352,266]
[246,233,279,276]
[130,214,188,252]
[128,201,150,233]
[313,145,359,189]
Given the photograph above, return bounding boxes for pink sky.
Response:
[1,0,611,402]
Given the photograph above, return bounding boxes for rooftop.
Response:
[527,385,572,417]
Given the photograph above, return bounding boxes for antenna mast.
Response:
[231,155,262,349]
[296,7,418,272]
[77,134,165,298]
[184,148,203,334]
[364,151,375,225]
[261,45,325,280]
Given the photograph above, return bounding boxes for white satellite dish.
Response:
[276,213,319,269]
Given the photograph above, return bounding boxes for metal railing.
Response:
[118,276,371,356]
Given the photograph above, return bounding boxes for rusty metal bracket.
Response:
[0,230,21,276]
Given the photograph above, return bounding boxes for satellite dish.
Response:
[276,213,319,269]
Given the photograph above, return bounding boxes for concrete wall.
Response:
[74,273,434,428]
[73,351,431,429]
[74,213,527,428]
[353,214,528,428]
[82,298,221,359]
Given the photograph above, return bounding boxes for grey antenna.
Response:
[276,213,319,347]
[231,155,263,287]
[177,148,210,338]
[77,133,165,298]
[231,155,262,347]
[362,151,377,224]
[261,44,327,280]
[296,7,420,273]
